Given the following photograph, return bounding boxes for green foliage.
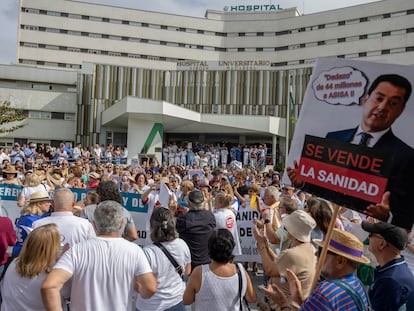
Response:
[0,101,27,133]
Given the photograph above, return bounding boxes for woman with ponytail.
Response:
[135,206,191,311]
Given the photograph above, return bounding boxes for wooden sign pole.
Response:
[310,203,340,291]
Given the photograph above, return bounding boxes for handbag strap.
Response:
[154,242,184,277]
[235,263,243,311]
[330,278,369,311]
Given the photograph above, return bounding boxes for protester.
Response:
[41,200,157,311]
[254,210,317,310]
[176,189,216,271]
[12,190,51,257]
[214,192,242,256]
[0,165,22,186]
[261,228,370,311]
[80,180,138,241]
[17,172,52,207]
[33,188,96,246]
[183,229,256,310]
[0,216,16,278]
[136,207,191,311]
[1,224,62,311]
[362,221,414,310]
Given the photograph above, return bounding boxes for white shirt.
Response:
[33,211,95,247]
[136,239,191,311]
[214,208,242,256]
[1,260,47,311]
[54,237,152,311]
[350,125,390,147]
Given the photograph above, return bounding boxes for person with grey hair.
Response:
[41,200,157,311]
[33,188,95,247]
[80,180,138,241]
[136,207,191,311]
[176,189,216,271]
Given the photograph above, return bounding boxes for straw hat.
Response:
[29,190,51,203]
[88,172,100,180]
[3,166,18,174]
[283,210,316,243]
[48,172,63,187]
[314,228,370,264]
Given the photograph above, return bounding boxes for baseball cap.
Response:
[361,221,407,250]
[188,189,204,205]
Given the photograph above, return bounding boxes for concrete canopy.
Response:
[101,96,286,137]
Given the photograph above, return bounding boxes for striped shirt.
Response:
[301,274,368,311]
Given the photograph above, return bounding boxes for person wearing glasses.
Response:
[362,221,414,310]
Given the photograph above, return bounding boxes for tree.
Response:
[0,100,27,133]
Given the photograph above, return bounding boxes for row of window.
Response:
[22,110,75,120]
[20,24,414,54]
[19,43,414,71]
[21,6,414,39]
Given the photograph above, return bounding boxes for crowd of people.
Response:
[0,139,414,310]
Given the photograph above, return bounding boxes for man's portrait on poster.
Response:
[286,59,414,230]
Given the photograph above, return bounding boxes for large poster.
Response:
[285,58,414,230]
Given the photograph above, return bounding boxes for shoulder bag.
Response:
[154,241,184,279]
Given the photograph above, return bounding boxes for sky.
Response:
[0,0,379,65]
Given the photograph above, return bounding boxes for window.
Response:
[256,48,263,51]
[215,32,226,37]
[318,41,325,46]
[408,9,414,15]
[51,112,65,120]
[122,20,129,25]
[360,17,368,22]
[338,21,345,26]
[383,13,390,18]
[257,32,264,36]
[238,48,245,52]
[406,46,414,52]
[82,15,89,20]
[275,46,288,51]
[382,31,391,36]
[239,32,245,36]
[359,34,367,40]
[197,29,204,34]
[29,111,51,119]
[271,61,287,67]
[65,113,76,121]
[300,43,306,48]
[318,24,325,29]
[275,30,290,36]
[359,52,367,57]
[381,49,390,54]
[337,55,345,58]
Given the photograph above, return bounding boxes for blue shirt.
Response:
[301,274,368,311]
[12,214,45,256]
[369,256,414,311]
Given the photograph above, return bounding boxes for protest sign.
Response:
[285,57,414,229]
